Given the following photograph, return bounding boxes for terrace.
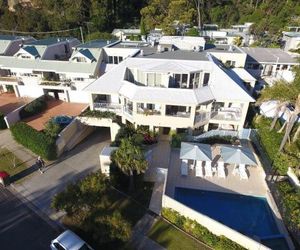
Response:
[0,92,31,115]
[165,143,268,198]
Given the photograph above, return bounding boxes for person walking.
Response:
[36,156,45,174]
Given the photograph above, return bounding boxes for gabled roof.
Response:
[71,49,96,62]
[20,46,40,58]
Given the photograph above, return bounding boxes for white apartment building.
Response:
[0,38,138,103]
[84,43,254,134]
[282,32,300,52]
[241,47,298,83]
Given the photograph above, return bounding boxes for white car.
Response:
[50,230,94,250]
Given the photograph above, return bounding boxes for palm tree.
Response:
[111,138,148,191]
[258,77,300,151]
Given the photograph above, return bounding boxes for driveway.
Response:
[12,128,111,218]
[0,186,60,250]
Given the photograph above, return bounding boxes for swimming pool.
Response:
[174,187,279,238]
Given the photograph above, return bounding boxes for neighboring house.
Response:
[0,38,133,103]
[84,42,254,134]
[241,47,298,83]
[201,23,254,46]
[15,37,81,60]
[0,35,35,56]
[158,36,206,51]
[282,32,300,52]
[112,29,141,41]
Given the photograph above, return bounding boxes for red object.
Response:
[0,171,9,179]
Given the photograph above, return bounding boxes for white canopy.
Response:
[180,142,212,161]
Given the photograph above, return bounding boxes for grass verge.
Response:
[0,147,27,176]
[148,219,211,250]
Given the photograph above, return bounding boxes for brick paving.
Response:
[0,92,30,115]
[23,99,88,131]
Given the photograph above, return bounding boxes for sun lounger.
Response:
[195,160,203,177]
[217,162,226,178]
[204,161,213,177]
[181,159,188,176]
[239,164,248,180]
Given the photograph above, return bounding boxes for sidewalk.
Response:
[1,129,110,219]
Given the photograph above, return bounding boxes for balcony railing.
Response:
[137,108,161,115]
[210,108,241,121]
[0,76,20,83]
[194,112,210,124]
[166,111,191,118]
[124,106,133,116]
[94,102,122,112]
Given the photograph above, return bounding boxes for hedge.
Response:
[162,208,245,250]
[10,122,57,160]
[19,95,48,119]
[0,112,7,129]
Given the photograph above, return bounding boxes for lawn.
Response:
[148,219,211,250]
[0,147,27,176]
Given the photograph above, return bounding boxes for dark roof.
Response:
[77,39,118,49]
[27,37,74,46]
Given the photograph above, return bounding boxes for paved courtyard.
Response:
[23,99,88,131]
[0,92,31,115]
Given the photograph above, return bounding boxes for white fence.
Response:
[4,104,26,128]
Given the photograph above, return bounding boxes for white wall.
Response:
[18,85,44,98]
[162,195,271,250]
[68,90,90,103]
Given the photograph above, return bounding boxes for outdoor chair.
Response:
[239,164,248,180]
[204,161,213,177]
[195,161,203,177]
[217,162,226,178]
[181,159,188,176]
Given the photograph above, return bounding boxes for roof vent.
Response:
[228,45,233,52]
[107,40,110,45]
[140,50,144,56]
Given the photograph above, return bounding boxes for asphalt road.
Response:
[0,186,60,250]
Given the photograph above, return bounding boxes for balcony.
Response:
[137,107,161,116]
[0,76,21,85]
[94,102,122,113]
[124,106,133,116]
[194,112,210,125]
[40,79,75,89]
[210,108,241,121]
[166,111,191,118]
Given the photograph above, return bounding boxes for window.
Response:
[53,242,66,250]
[108,56,113,64]
[203,73,210,86]
[147,73,155,86]
[74,77,84,81]
[118,56,123,63]
[282,65,288,70]
[173,73,188,88]
[114,56,118,64]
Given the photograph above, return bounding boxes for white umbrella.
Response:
[180,142,212,161]
[220,146,257,166]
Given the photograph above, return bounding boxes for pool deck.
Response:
[165,146,269,198]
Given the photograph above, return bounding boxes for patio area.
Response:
[23,99,88,131]
[0,92,31,115]
[165,143,268,198]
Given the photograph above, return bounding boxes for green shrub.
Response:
[10,122,57,160]
[80,109,116,121]
[19,95,48,119]
[200,135,238,145]
[162,208,245,250]
[0,112,7,129]
[44,119,62,138]
[277,181,300,229]
[170,132,186,148]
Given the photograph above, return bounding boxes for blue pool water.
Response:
[174,187,280,238]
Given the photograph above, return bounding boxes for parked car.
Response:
[50,230,94,250]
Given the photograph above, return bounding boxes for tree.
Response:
[111,138,147,191]
[140,17,147,36]
[186,27,199,36]
[193,0,203,30]
[258,77,300,151]
[233,36,243,46]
